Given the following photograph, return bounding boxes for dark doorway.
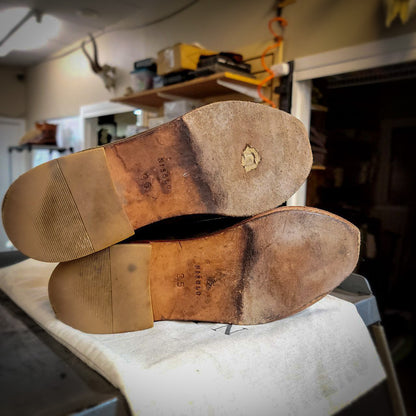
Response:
[307,63,416,414]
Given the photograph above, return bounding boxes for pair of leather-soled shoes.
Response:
[2,101,360,334]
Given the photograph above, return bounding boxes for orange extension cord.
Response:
[257,17,288,108]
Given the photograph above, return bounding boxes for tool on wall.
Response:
[274,60,293,113]
[81,33,116,91]
[274,0,296,15]
[257,16,287,107]
[385,0,416,26]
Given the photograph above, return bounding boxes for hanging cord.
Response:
[257,17,288,107]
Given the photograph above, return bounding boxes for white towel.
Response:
[0,259,386,416]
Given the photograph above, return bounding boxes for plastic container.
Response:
[130,68,154,92]
[163,99,203,120]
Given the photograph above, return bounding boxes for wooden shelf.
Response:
[111,72,263,108]
[311,104,329,112]
[311,165,326,170]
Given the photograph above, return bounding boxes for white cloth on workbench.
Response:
[0,259,386,416]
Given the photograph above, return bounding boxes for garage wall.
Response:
[283,0,416,61]
[0,67,25,118]
[24,0,416,125]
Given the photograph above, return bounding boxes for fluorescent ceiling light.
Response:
[0,7,61,57]
[0,7,30,40]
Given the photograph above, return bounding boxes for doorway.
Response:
[288,35,416,413]
[309,64,415,313]
[306,63,416,415]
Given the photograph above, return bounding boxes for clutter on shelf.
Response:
[128,43,254,94]
[130,58,157,92]
[157,43,216,75]
[18,122,57,146]
[146,98,203,129]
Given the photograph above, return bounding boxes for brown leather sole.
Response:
[2,101,311,263]
[48,207,360,334]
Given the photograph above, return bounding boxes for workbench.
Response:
[0,252,393,416]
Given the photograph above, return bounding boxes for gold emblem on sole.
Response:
[241,145,261,172]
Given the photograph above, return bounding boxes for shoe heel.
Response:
[3,101,312,263]
[49,244,153,334]
[2,147,134,262]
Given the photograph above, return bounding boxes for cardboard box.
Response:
[157,43,216,75]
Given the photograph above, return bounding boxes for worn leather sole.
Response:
[2,101,311,263]
[48,206,360,334]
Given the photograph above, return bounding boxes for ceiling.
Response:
[0,0,196,67]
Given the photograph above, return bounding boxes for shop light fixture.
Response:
[0,7,61,57]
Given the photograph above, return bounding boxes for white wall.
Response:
[24,0,416,125]
[25,0,275,125]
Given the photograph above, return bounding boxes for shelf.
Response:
[311,104,329,112]
[111,72,264,108]
[8,144,74,153]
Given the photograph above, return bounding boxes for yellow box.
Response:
[157,43,216,75]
